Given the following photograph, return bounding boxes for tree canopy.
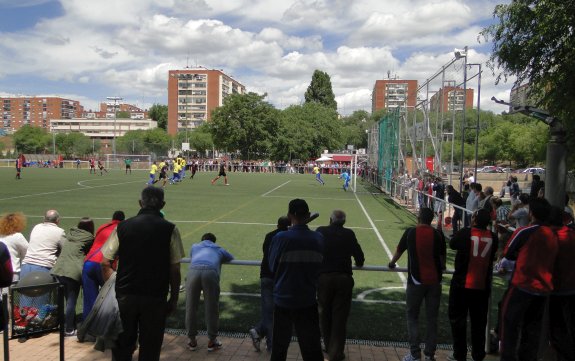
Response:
[148,104,168,130]
[304,70,338,110]
[13,125,49,153]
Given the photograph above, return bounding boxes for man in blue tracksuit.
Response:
[268,199,324,361]
[339,170,351,191]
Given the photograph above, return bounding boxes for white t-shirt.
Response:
[0,232,28,275]
[22,222,66,269]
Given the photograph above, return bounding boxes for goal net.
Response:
[106,154,152,170]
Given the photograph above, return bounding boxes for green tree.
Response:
[117,130,147,154]
[148,104,168,130]
[56,133,92,158]
[116,111,131,119]
[210,92,280,159]
[143,128,171,156]
[13,125,49,153]
[304,70,337,110]
[341,110,372,149]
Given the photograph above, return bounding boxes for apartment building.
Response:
[167,68,246,135]
[372,79,418,113]
[84,102,148,120]
[1,96,83,132]
[429,86,474,112]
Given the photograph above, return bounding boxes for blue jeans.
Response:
[82,261,103,320]
[57,276,80,332]
[255,277,274,349]
[19,263,52,307]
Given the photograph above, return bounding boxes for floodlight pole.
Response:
[491,97,566,208]
[107,96,123,156]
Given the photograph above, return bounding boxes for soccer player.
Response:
[339,169,350,191]
[179,156,186,179]
[211,162,229,186]
[147,161,158,185]
[124,158,132,174]
[89,158,96,174]
[170,160,181,184]
[190,161,198,179]
[97,160,108,175]
[158,160,169,187]
[313,165,325,185]
[15,155,22,180]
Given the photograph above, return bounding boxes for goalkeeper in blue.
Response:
[339,170,351,191]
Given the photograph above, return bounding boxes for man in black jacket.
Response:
[447,185,466,232]
[316,210,365,361]
[101,186,184,361]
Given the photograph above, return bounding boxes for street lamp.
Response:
[106,96,123,156]
[454,46,468,192]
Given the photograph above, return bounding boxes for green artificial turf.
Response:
[0,166,506,342]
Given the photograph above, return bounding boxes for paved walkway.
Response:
[2,331,502,361]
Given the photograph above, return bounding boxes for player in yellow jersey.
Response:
[313,165,325,185]
[147,162,158,185]
[170,161,182,184]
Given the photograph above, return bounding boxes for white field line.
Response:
[77,178,112,188]
[260,180,291,197]
[263,195,355,201]
[20,215,373,230]
[216,291,405,304]
[0,180,144,201]
[354,192,407,288]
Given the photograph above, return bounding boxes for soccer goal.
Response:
[106,154,152,170]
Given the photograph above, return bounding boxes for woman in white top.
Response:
[0,212,29,282]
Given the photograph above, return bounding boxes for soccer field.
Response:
[0,167,506,342]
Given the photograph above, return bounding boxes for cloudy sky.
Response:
[0,0,513,115]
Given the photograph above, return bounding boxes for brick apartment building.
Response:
[167,68,246,135]
[429,86,474,112]
[1,96,83,132]
[84,102,148,120]
[372,79,418,113]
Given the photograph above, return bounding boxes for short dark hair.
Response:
[547,206,564,227]
[201,233,216,243]
[112,211,125,221]
[418,208,434,225]
[519,193,530,204]
[140,186,165,210]
[533,174,540,181]
[529,197,551,222]
[277,216,290,231]
[475,183,483,192]
[77,217,95,235]
[473,209,491,229]
[288,198,309,219]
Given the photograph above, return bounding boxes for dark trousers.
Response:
[57,276,81,332]
[271,304,323,361]
[549,294,575,361]
[500,286,546,361]
[113,294,167,361]
[255,277,274,349]
[406,283,441,359]
[448,286,489,361]
[452,208,462,233]
[318,272,354,361]
[82,261,104,321]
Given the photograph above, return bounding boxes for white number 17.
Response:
[470,236,493,258]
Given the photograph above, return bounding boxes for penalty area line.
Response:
[261,180,291,197]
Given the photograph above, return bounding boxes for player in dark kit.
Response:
[190,162,198,179]
[89,158,96,174]
[15,155,22,179]
[211,162,229,186]
[448,208,498,361]
[97,160,108,175]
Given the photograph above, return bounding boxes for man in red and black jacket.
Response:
[448,208,498,361]
[547,206,575,360]
[499,197,558,361]
[389,207,446,361]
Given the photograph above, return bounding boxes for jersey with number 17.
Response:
[450,227,498,290]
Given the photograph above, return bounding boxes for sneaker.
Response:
[187,338,197,351]
[207,339,222,352]
[402,354,420,361]
[64,330,77,337]
[249,328,261,352]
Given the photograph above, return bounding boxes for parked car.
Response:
[522,167,545,174]
[477,166,503,173]
[500,167,514,173]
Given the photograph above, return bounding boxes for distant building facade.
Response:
[167,68,246,135]
[372,79,418,113]
[1,96,83,132]
[429,86,474,112]
[509,83,532,110]
[83,102,148,120]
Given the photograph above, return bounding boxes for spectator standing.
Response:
[268,199,324,361]
[448,209,498,361]
[185,232,234,351]
[0,212,28,282]
[499,198,558,361]
[249,216,290,352]
[529,174,544,200]
[81,210,124,320]
[508,193,530,228]
[433,178,446,221]
[0,242,13,329]
[315,210,364,361]
[388,208,446,361]
[447,185,466,233]
[508,176,521,205]
[51,217,95,336]
[547,206,575,361]
[101,187,184,361]
[465,183,480,227]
